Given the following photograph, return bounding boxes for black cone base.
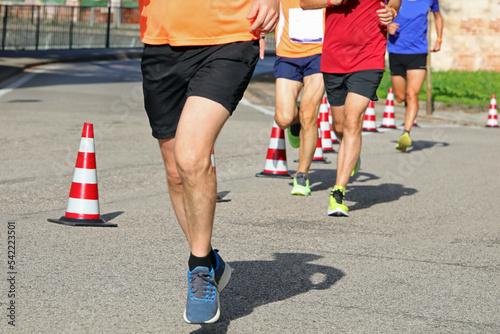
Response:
[48,216,117,227]
[255,172,292,178]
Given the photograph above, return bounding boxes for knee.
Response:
[175,153,210,181]
[166,164,182,188]
[395,94,406,104]
[406,90,419,102]
[299,108,319,130]
[274,109,294,129]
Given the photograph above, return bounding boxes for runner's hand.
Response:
[429,40,441,52]
[387,22,399,35]
[248,0,279,59]
[376,2,395,26]
[248,0,279,34]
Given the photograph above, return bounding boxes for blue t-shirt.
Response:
[387,0,440,54]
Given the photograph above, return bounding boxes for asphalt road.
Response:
[0,59,499,333]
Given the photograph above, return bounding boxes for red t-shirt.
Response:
[321,0,388,73]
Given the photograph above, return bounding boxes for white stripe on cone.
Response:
[66,197,100,216]
[78,137,95,153]
[72,168,97,184]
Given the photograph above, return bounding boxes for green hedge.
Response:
[376,70,500,107]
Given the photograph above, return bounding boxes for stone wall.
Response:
[432,0,500,71]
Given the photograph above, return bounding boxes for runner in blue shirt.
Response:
[387,0,443,152]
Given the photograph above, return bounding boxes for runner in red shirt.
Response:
[301,0,400,216]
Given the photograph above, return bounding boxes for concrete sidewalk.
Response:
[0,48,143,84]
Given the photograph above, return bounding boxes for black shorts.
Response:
[141,41,259,139]
[389,53,427,77]
[323,70,384,107]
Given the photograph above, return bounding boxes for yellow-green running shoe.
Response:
[395,132,412,152]
[291,172,311,196]
[351,156,361,176]
[287,123,301,148]
[327,186,349,217]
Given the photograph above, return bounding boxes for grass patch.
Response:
[376,70,500,107]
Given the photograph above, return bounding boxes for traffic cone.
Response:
[486,94,498,127]
[256,121,292,178]
[362,101,378,132]
[211,148,231,202]
[327,103,339,144]
[48,123,117,227]
[380,88,397,129]
[312,118,329,163]
[319,96,335,152]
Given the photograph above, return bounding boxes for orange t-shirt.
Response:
[275,0,324,58]
[139,1,259,46]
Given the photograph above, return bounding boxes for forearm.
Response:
[434,11,443,39]
[300,0,343,10]
[387,0,401,13]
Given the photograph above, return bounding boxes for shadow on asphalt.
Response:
[190,253,344,334]
[347,183,418,212]
[101,211,124,222]
[391,140,449,153]
[306,170,417,212]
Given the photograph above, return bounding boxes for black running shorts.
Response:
[323,70,384,107]
[389,53,428,77]
[141,41,260,139]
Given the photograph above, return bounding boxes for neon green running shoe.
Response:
[327,186,349,217]
[395,132,412,152]
[291,172,311,196]
[287,124,301,149]
[351,156,361,176]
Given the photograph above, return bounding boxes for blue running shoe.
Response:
[183,266,220,324]
[213,249,232,292]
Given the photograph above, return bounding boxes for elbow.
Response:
[299,0,312,10]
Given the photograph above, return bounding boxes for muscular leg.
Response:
[274,78,302,129]
[332,93,370,188]
[391,75,407,104]
[403,69,426,132]
[296,73,324,175]
[159,96,230,257]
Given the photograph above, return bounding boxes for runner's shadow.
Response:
[307,170,380,192]
[392,140,449,153]
[190,253,344,334]
[347,183,417,212]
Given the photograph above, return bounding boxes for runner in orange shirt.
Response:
[274,0,325,196]
[139,0,279,324]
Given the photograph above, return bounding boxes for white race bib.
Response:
[289,8,323,44]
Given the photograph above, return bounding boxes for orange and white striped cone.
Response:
[312,118,330,163]
[48,123,117,227]
[362,101,378,132]
[486,94,498,128]
[211,148,230,202]
[380,88,397,129]
[256,121,292,178]
[319,96,335,152]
